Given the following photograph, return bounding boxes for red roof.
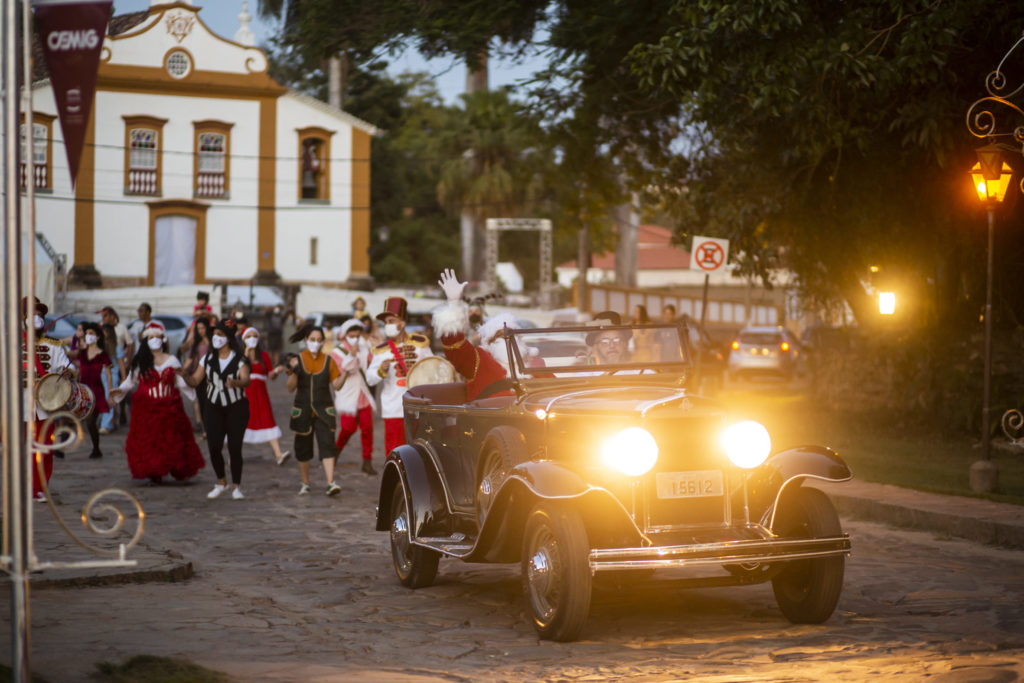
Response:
[558,225,691,270]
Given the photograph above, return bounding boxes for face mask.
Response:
[211,335,228,349]
[306,340,322,353]
[147,337,164,350]
[346,334,361,345]
[85,333,98,346]
[244,337,259,348]
[384,323,400,338]
[31,315,44,330]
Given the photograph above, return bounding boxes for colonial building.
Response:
[26,0,377,289]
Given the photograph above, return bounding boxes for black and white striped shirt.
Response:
[204,351,247,407]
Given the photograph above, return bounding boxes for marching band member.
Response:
[330,318,377,475]
[22,297,74,501]
[366,297,433,455]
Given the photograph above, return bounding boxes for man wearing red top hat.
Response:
[21,296,75,501]
[366,296,433,455]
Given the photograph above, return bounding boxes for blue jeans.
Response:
[100,363,120,431]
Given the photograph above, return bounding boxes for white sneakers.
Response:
[208,484,244,500]
[207,484,228,499]
[298,483,311,496]
[276,450,292,466]
[325,482,341,497]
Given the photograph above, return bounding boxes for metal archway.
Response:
[484,218,553,309]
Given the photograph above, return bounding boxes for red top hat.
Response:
[376,297,408,322]
[21,296,47,318]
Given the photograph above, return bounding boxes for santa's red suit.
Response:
[431,301,519,402]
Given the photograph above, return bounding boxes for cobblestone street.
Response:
[3,380,1024,682]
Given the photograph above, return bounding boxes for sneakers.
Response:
[361,460,377,475]
[276,450,292,466]
[207,484,229,499]
[33,491,47,503]
[325,482,341,497]
[231,487,245,500]
[298,483,311,496]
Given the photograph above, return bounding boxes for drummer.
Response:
[366,297,433,456]
[22,296,75,501]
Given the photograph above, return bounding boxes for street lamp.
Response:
[878,291,896,316]
[968,143,1012,493]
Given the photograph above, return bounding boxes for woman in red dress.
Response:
[78,322,112,459]
[241,327,290,465]
[111,322,205,483]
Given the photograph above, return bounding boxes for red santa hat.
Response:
[142,321,166,338]
[477,312,521,344]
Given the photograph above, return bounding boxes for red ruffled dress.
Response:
[77,350,111,415]
[121,358,205,481]
[244,350,282,443]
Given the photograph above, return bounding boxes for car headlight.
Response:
[721,420,772,469]
[601,427,658,477]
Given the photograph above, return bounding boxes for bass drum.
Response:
[406,356,457,388]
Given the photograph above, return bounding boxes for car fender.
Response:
[375,443,449,537]
[747,445,851,532]
[466,461,645,563]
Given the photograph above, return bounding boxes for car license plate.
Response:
[656,470,723,499]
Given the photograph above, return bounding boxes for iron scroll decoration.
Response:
[31,410,145,562]
[966,33,1024,192]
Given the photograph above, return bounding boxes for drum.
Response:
[36,372,72,412]
[406,356,457,389]
[35,372,96,420]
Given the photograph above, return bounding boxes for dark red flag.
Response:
[33,0,112,188]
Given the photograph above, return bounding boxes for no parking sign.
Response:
[689,235,730,273]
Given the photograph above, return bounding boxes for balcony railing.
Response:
[195,171,226,199]
[125,168,159,196]
[20,164,48,190]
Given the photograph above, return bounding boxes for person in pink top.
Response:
[330,319,377,474]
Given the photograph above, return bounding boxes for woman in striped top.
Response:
[185,319,251,500]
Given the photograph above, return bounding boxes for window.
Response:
[296,127,334,201]
[310,237,318,265]
[19,114,54,191]
[165,49,192,79]
[123,115,167,196]
[192,120,233,199]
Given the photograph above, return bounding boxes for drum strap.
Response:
[387,339,409,378]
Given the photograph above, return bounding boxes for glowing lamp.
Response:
[878,291,896,316]
[970,143,1012,204]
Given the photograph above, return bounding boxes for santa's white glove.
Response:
[438,268,467,302]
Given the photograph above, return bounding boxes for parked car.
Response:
[680,318,727,395]
[42,313,95,341]
[128,314,192,357]
[727,325,802,381]
[376,322,852,641]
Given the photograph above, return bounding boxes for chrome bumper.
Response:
[589,535,851,572]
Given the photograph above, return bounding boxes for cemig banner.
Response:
[33,0,112,188]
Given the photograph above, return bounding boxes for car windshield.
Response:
[508,323,691,376]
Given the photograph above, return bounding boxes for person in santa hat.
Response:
[111,321,205,485]
[330,318,377,474]
[21,296,75,501]
[431,269,529,402]
[366,297,433,455]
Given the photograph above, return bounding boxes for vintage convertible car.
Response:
[375,322,852,641]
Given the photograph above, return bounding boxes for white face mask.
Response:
[346,334,361,345]
[147,337,164,350]
[31,315,44,330]
[306,340,322,353]
[84,333,99,346]
[384,323,400,338]
[244,337,259,348]
[211,335,228,349]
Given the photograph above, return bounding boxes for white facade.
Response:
[26,2,377,289]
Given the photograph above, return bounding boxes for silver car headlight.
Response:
[721,420,772,469]
[601,427,659,477]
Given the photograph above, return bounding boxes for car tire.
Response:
[770,486,845,624]
[521,502,592,642]
[389,479,440,589]
[475,426,527,525]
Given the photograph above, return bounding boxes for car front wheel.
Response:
[521,502,592,641]
[771,485,845,623]
[389,479,440,589]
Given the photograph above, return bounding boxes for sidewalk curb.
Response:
[28,558,194,589]
[829,492,1024,550]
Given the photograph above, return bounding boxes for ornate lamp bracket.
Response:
[966,33,1024,192]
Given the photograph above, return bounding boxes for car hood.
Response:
[521,384,720,418]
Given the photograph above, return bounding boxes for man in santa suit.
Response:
[330,318,377,474]
[431,268,528,401]
[366,297,433,455]
[21,296,75,501]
